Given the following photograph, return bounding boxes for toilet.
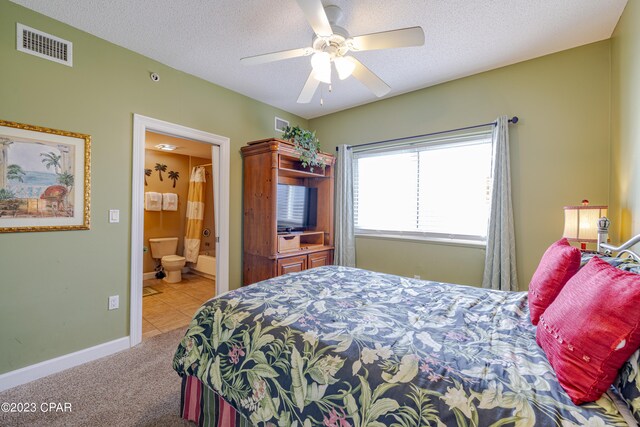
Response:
[149,237,186,283]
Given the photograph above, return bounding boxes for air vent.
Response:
[16,23,73,67]
[275,117,289,132]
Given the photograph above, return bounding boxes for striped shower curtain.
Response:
[184,166,206,263]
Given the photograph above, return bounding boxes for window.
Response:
[353,132,493,244]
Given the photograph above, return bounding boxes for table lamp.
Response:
[563,200,608,251]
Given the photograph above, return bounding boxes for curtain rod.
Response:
[335,116,519,152]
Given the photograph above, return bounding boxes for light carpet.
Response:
[0,328,192,427]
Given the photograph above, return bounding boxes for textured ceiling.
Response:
[11,0,627,119]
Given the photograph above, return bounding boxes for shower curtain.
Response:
[184,166,206,263]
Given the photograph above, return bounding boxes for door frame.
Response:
[130,114,230,346]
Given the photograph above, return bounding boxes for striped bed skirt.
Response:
[180,375,251,426]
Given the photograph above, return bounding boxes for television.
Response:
[277,184,317,232]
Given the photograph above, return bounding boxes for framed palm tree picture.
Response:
[0,119,91,232]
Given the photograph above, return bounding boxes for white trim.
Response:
[0,337,129,392]
[143,272,157,280]
[143,266,197,282]
[214,140,230,297]
[131,115,230,347]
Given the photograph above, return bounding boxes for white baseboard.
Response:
[0,336,130,392]
[143,267,191,282]
[191,270,216,281]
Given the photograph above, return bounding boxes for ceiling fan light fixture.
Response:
[246,3,422,104]
[334,56,355,80]
[311,51,332,84]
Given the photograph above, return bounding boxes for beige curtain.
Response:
[184,166,206,263]
[482,116,518,291]
[334,145,356,266]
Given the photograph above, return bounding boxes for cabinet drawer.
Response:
[278,235,300,252]
[277,255,307,276]
[308,250,333,269]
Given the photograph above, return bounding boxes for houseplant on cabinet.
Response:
[281,125,326,172]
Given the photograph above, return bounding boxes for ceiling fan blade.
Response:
[347,56,391,97]
[296,0,333,37]
[241,47,313,65]
[297,71,321,103]
[350,26,425,51]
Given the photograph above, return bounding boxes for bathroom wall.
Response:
[144,149,190,273]
[143,149,214,274]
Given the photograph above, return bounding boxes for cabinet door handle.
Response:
[283,236,296,240]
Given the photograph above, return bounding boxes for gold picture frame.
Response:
[0,120,90,232]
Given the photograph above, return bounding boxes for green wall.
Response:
[0,0,623,376]
[0,0,308,374]
[611,1,640,243]
[310,41,612,288]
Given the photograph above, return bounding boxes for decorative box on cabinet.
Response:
[241,138,336,286]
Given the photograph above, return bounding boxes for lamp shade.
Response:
[563,203,607,243]
[334,56,355,80]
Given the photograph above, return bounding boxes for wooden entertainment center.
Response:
[241,138,335,286]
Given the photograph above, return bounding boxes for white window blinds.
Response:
[353,132,493,242]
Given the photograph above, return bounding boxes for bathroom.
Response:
[141,131,216,340]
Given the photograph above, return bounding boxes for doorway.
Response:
[131,115,230,346]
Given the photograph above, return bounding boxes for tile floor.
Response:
[142,273,215,340]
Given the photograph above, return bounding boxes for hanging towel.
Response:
[144,192,162,211]
[184,167,206,262]
[162,193,178,211]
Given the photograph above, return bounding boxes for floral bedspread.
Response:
[173,266,627,427]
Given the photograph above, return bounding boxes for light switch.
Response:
[109,209,120,223]
[108,295,119,310]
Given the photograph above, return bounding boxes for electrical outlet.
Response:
[108,295,119,310]
[413,275,421,280]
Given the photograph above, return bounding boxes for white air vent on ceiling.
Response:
[16,23,73,67]
[275,117,289,132]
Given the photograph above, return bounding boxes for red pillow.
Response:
[528,238,581,325]
[536,257,640,404]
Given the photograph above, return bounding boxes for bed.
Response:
[172,244,640,427]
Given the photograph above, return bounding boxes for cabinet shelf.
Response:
[278,166,327,178]
[278,155,328,178]
[242,138,335,286]
[278,231,324,253]
[274,245,335,259]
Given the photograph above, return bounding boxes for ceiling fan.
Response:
[240,0,425,103]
